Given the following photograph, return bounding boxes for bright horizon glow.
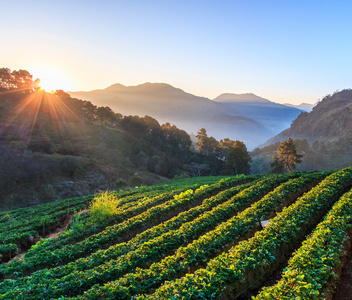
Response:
[31,67,75,92]
[1,1,352,105]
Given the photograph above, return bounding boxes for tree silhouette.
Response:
[224,140,251,175]
[271,138,303,173]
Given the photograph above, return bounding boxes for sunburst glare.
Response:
[30,67,74,92]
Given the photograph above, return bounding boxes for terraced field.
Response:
[1,169,352,299]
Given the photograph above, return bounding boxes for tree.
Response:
[224,141,251,175]
[195,128,219,156]
[195,128,208,154]
[130,173,143,187]
[271,138,303,173]
[0,68,38,92]
[0,68,14,89]
[183,163,209,177]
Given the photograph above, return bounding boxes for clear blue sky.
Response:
[1,0,351,104]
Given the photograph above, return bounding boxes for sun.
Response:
[31,67,74,92]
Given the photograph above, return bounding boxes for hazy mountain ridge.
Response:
[263,89,352,146]
[213,93,272,104]
[70,83,304,149]
[284,103,314,112]
[213,92,304,134]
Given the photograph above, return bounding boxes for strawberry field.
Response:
[1,169,352,299]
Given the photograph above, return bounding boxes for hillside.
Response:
[1,170,352,299]
[251,89,352,174]
[70,84,302,149]
[0,88,200,210]
[0,72,255,210]
[264,89,352,145]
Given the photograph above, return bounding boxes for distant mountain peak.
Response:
[284,102,315,112]
[104,83,127,91]
[213,93,271,103]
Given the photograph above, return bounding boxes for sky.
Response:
[1,0,352,104]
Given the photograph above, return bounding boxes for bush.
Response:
[130,173,143,187]
[115,178,127,189]
[89,191,119,222]
[173,172,191,180]
[9,140,27,151]
[58,155,83,177]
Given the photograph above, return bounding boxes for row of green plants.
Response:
[0,180,258,290]
[145,168,352,299]
[23,177,236,256]
[0,196,91,261]
[69,172,327,299]
[0,176,235,228]
[1,173,297,298]
[0,186,168,262]
[254,187,352,299]
[0,175,220,228]
[0,196,90,230]
[0,176,242,277]
[0,187,171,265]
[23,189,184,257]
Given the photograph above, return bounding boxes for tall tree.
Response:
[271,138,303,173]
[224,140,251,175]
[195,128,208,154]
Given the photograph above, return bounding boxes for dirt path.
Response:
[46,209,89,239]
[332,247,352,300]
[8,211,79,262]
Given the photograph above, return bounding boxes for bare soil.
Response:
[332,247,352,300]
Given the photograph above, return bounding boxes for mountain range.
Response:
[69,83,307,149]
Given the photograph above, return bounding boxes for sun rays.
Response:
[2,90,82,147]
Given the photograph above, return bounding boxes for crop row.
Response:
[0,176,246,277]
[0,176,213,229]
[0,181,257,290]
[23,188,186,257]
[0,180,256,295]
[0,202,88,262]
[146,168,352,299]
[69,171,326,299]
[254,187,352,299]
[0,176,238,264]
[0,173,298,298]
[23,176,247,258]
[21,178,227,260]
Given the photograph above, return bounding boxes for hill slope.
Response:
[0,89,200,210]
[263,89,352,145]
[250,89,352,174]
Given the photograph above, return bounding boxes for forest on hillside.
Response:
[0,68,251,210]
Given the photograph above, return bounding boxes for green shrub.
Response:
[9,140,28,151]
[173,173,191,180]
[115,178,127,189]
[58,155,83,177]
[130,173,143,187]
[89,191,119,222]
